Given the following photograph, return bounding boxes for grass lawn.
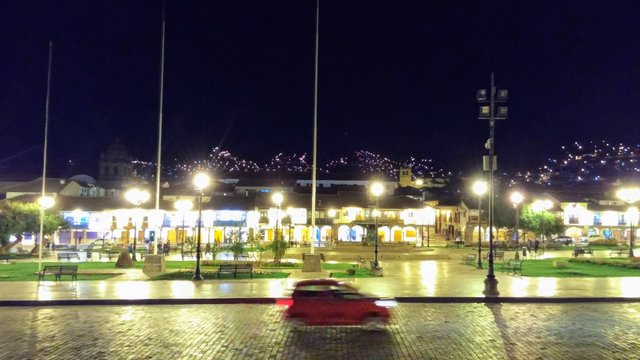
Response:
[511,258,640,277]
[150,270,290,280]
[0,262,120,281]
[322,262,374,278]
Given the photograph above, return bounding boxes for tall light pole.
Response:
[532,199,553,250]
[37,196,55,272]
[272,192,284,242]
[125,188,150,261]
[193,173,210,280]
[472,180,488,269]
[478,73,508,297]
[511,191,524,260]
[617,187,640,257]
[370,182,384,270]
[174,199,193,257]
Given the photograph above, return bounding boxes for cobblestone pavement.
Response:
[1,303,639,359]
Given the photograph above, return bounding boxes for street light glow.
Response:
[370,182,384,197]
[617,187,640,204]
[472,180,488,196]
[174,199,193,211]
[327,209,337,218]
[532,199,552,212]
[193,172,210,191]
[38,196,55,209]
[125,188,150,206]
[510,191,524,205]
[272,192,284,206]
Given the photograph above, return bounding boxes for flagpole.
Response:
[310,0,320,255]
[154,1,166,255]
[38,41,53,272]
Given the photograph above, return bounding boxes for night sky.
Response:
[2,1,640,178]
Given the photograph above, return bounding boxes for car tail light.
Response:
[276,298,294,307]
[374,299,397,308]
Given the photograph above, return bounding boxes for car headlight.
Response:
[374,299,397,308]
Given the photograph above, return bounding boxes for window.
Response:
[569,215,579,224]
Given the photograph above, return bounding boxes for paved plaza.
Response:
[0,303,639,359]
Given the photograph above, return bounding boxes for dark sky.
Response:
[1,0,640,177]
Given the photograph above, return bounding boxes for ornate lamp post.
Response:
[617,187,640,257]
[37,195,55,272]
[472,180,488,269]
[370,182,384,270]
[192,173,210,280]
[532,199,553,250]
[272,192,284,242]
[174,199,193,257]
[125,188,150,261]
[511,191,524,260]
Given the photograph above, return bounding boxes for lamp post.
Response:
[37,195,55,272]
[617,187,640,257]
[272,192,284,242]
[532,199,553,250]
[174,199,193,258]
[511,191,524,260]
[192,173,210,280]
[370,182,384,270]
[477,73,508,296]
[125,188,150,261]
[472,180,488,269]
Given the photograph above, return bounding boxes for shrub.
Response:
[587,239,618,246]
[553,261,569,269]
[229,242,246,261]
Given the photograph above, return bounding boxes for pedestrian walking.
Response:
[163,242,170,255]
[205,243,211,256]
[534,239,540,253]
[522,246,527,258]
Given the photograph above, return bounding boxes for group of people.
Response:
[521,239,541,257]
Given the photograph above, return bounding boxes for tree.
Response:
[519,205,564,239]
[0,201,68,247]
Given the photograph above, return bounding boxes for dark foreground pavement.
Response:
[1,303,639,359]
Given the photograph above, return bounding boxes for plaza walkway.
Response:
[2,244,640,303]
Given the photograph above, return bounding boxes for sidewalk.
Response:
[1,257,639,305]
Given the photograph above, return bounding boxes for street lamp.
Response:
[125,188,150,261]
[511,191,524,260]
[532,199,553,250]
[272,192,284,242]
[370,182,384,270]
[174,199,193,258]
[472,180,488,269]
[193,172,210,280]
[37,195,55,272]
[478,73,508,297]
[617,187,640,257]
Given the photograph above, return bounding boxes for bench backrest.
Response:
[236,264,253,270]
[219,264,236,270]
[59,265,78,273]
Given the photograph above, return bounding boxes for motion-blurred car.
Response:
[552,236,573,245]
[281,279,395,330]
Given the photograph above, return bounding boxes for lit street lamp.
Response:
[125,188,150,261]
[477,73,508,297]
[472,180,488,269]
[193,172,210,280]
[617,187,640,257]
[532,199,553,250]
[37,195,55,272]
[511,191,524,260]
[370,182,384,270]
[174,199,193,258]
[272,192,284,242]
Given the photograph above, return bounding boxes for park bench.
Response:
[483,251,505,262]
[38,265,78,281]
[181,249,194,260]
[356,255,374,270]
[460,253,476,266]
[501,259,523,275]
[609,247,629,257]
[57,252,80,262]
[99,250,121,260]
[573,246,594,257]
[217,264,253,278]
[0,254,12,262]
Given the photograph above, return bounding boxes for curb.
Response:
[1,296,640,307]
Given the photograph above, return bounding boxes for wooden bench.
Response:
[217,264,253,278]
[99,250,121,260]
[573,246,594,257]
[609,247,629,257]
[38,265,78,281]
[501,259,523,275]
[0,254,12,262]
[483,251,505,262]
[181,249,195,260]
[460,253,476,266]
[57,252,80,262]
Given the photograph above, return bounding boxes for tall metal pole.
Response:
[514,205,520,260]
[193,192,203,280]
[630,217,635,257]
[310,0,320,255]
[483,73,499,296]
[38,41,53,273]
[373,197,379,269]
[477,196,483,269]
[154,2,167,255]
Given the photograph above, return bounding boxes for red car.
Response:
[282,279,396,330]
